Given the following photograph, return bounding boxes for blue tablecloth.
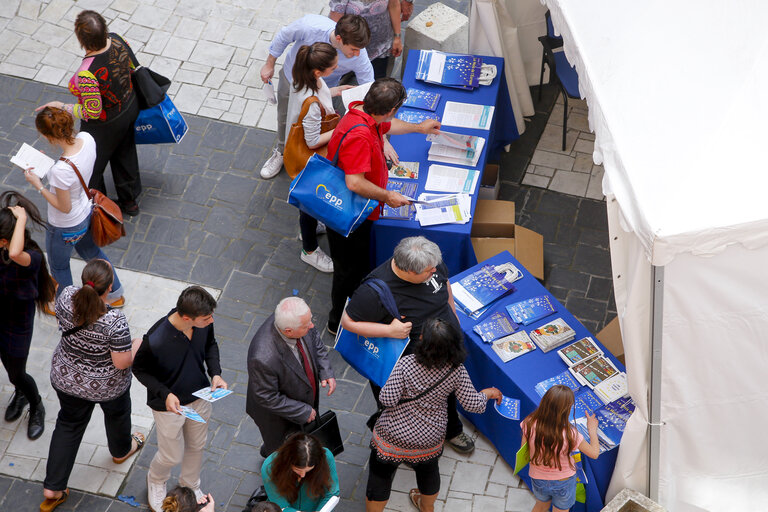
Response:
[451,252,622,512]
[372,50,519,275]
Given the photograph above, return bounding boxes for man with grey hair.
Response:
[341,236,476,453]
[246,297,336,457]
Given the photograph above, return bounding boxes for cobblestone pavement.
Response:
[0,73,614,511]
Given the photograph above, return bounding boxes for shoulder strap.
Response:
[62,323,87,337]
[399,366,456,405]
[59,157,93,200]
[331,122,368,166]
[297,96,326,123]
[363,277,400,319]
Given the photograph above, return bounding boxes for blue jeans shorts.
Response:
[530,475,577,510]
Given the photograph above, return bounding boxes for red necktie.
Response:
[296,339,317,401]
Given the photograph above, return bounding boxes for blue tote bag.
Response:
[134,95,188,145]
[287,123,376,237]
[334,278,409,388]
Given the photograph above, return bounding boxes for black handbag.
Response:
[302,410,344,456]
[242,485,267,512]
[120,32,171,109]
[366,367,456,431]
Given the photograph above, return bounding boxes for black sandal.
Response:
[113,432,145,464]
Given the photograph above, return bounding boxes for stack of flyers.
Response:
[495,396,521,420]
[534,370,581,397]
[569,354,620,389]
[529,317,576,353]
[506,296,556,326]
[192,386,234,402]
[396,109,440,124]
[593,372,628,404]
[403,88,441,111]
[491,331,536,362]
[180,405,206,423]
[473,311,518,343]
[414,193,472,226]
[570,387,603,423]
[557,337,602,366]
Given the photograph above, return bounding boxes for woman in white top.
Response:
[286,42,350,274]
[25,107,124,306]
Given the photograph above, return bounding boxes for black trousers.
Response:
[44,387,132,491]
[366,448,441,501]
[326,219,374,330]
[80,96,141,205]
[0,351,39,405]
[299,211,319,253]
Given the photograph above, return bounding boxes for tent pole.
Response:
[649,265,664,501]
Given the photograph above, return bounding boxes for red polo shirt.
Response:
[326,101,391,221]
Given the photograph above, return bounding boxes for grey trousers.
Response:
[276,67,290,152]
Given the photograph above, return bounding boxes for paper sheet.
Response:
[414,193,471,226]
[425,164,479,194]
[191,387,233,402]
[10,143,54,179]
[179,405,206,423]
[341,82,373,109]
[441,101,495,130]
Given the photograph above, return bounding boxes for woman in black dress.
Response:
[0,191,55,440]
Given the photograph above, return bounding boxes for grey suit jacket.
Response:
[246,314,334,455]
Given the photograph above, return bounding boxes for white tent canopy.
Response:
[542,1,768,510]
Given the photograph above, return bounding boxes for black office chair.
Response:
[538,10,581,151]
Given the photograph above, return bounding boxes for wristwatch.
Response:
[394,33,401,38]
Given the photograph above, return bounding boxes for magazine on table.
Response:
[534,370,581,397]
[424,164,480,194]
[568,354,620,389]
[388,161,419,179]
[441,101,495,130]
[192,386,233,402]
[427,133,485,167]
[403,88,441,111]
[574,396,635,452]
[415,50,483,89]
[452,262,521,316]
[529,317,576,352]
[473,311,519,343]
[491,331,536,363]
[414,193,471,226]
[557,336,603,366]
[396,109,440,124]
[381,180,417,220]
[505,296,556,326]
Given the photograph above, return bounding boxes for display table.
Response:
[452,251,623,512]
[372,50,519,275]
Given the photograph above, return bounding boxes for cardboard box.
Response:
[478,164,500,200]
[597,316,625,365]
[470,199,544,280]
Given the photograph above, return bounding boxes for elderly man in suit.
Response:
[246,297,336,457]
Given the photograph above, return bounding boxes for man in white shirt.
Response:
[258,14,374,179]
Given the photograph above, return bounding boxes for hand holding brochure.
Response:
[192,386,233,402]
[179,405,206,423]
[495,395,521,420]
[341,82,373,109]
[414,193,471,226]
[10,143,54,179]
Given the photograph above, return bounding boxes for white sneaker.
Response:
[259,148,283,179]
[301,247,334,273]
[192,488,205,501]
[298,221,328,241]
[147,474,167,512]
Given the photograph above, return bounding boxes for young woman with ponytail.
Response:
[0,191,55,440]
[41,259,143,512]
[25,106,125,309]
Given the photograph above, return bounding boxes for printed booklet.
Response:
[505,296,556,326]
[491,331,536,362]
[473,311,518,343]
[452,262,521,317]
[528,317,575,352]
[568,354,620,389]
[557,337,602,366]
[403,88,441,111]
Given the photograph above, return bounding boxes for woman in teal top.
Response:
[262,433,339,512]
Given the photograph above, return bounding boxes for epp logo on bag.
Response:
[315,184,343,210]
[165,107,176,120]
[363,338,380,358]
[136,123,154,132]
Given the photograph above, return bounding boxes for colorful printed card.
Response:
[494,396,521,420]
[492,331,536,362]
[180,405,206,423]
[569,355,620,389]
[557,337,602,366]
[192,387,233,402]
[388,161,419,179]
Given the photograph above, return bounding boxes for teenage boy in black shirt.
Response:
[341,236,475,454]
[133,286,227,512]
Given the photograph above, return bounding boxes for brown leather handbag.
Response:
[60,157,126,247]
[283,96,340,178]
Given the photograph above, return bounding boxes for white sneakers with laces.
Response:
[147,474,167,512]
[259,148,283,179]
[301,247,334,273]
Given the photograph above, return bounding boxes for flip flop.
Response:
[409,488,422,511]
[113,432,145,464]
[40,489,68,512]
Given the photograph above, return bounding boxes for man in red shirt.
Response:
[324,78,440,335]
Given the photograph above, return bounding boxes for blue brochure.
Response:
[570,387,603,423]
[396,109,440,124]
[403,88,441,111]
[506,295,556,325]
[494,396,521,420]
[534,370,581,398]
[473,311,518,343]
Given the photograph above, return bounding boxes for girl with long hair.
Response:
[262,433,339,511]
[0,191,55,440]
[41,259,143,512]
[25,106,125,308]
[521,385,600,512]
[161,486,214,512]
[285,42,349,273]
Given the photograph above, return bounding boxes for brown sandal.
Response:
[40,489,68,512]
[112,432,145,464]
[409,488,422,511]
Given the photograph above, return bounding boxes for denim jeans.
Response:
[46,213,124,300]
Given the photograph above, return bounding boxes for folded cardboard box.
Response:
[471,199,544,280]
[597,316,625,365]
[478,164,500,200]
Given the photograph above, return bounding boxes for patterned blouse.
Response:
[68,33,135,122]
[372,355,487,463]
[330,0,394,60]
[50,285,132,401]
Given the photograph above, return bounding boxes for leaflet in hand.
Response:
[389,161,419,179]
[263,81,277,104]
[179,405,206,423]
[473,311,518,343]
[10,143,54,179]
[414,193,471,226]
[396,109,440,124]
[452,262,521,316]
[427,132,485,168]
[403,88,441,111]
[495,395,521,420]
[441,101,495,130]
[506,295,556,325]
[425,164,480,194]
[341,81,373,109]
[381,180,417,220]
[192,386,233,402]
[492,331,536,362]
